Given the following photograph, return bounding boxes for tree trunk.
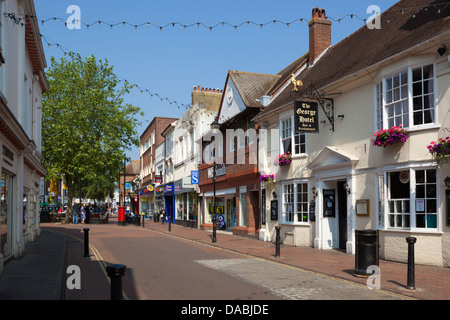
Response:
[64,174,73,224]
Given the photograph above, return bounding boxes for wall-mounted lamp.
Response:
[437,45,447,56]
[312,186,318,196]
[444,176,450,189]
[343,182,351,194]
[272,191,277,199]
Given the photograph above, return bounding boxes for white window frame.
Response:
[376,166,440,232]
[281,181,310,225]
[279,115,306,157]
[374,62,437,132]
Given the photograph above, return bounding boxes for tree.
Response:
[42,52,143,222]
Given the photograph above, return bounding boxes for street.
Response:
[47,218,411,301]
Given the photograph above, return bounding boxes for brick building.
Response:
[139,117,177,215]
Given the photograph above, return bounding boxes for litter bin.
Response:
[354,229,379,277]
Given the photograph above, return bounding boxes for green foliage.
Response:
[42,52,143,219]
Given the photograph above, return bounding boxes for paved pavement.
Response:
[1,215,449,302]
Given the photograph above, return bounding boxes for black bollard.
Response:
[106,264,126,300]
[168,214,172,232]
[275,225,281,258]
[142,214,145,228]
[212,215,217,243]
[406,237,417,290]
[83,228,90,257]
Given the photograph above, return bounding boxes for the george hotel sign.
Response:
[294,101,319,133]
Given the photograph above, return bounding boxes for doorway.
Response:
[337,181,348,250]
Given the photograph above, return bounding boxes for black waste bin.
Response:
[354,229,379,277]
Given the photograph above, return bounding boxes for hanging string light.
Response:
[17,2,449,31]
[38,33,192,109]
[7,2,450,31]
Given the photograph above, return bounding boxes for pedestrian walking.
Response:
[72,205,79,224]
[161,206,166,224]
[80,205,86,224]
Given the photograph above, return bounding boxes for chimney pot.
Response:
[309,7,331,66]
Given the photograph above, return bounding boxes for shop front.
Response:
[139,184,155,219]
[174,178,198,228]
[164,183,175,224]
[203,189,237,231]
[154,185,165,222]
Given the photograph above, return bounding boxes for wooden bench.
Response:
[90,212,109,224]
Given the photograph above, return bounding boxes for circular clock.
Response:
[226,87,233,105]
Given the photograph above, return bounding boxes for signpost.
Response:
[191,171,199,185]
[294,101,319,134]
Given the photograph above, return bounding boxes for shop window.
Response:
[282,182,309,224]
[1,172,13,257]
[239,193,247,226]
[379,168,438,230]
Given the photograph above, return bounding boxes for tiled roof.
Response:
[257,0,450,117]
[228,70,280,108]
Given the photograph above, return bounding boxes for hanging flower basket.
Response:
[274,152,292,166]
[260,174,275,189]
[371,125,408,148]
[427,137,450,166]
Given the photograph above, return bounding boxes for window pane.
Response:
[423,80,433,94]
[413,82,422,96]
[427,214,437,228]
[413,111,423,126]
[423,64,433,79]
[282,138,292,154]
[416,185,425,198]
[412,67,422,82]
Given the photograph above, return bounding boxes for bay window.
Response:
[375,63,436,130]
[376,168,438,231]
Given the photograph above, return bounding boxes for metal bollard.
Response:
[275,225,281,258]
[142,214,145,228]
[106,264,126,300]
[169,214,172,232]
[83,228,90,257]
[406,237,417,290]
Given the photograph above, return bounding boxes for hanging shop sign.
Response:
[294,101,319,133]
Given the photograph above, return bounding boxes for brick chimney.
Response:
[309,8,331,65]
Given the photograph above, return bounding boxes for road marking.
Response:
[49,229,129,300]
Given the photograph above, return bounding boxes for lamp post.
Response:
[210,119,220,243]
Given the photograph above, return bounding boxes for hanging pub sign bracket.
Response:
[291,83,337,132]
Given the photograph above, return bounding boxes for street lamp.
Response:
[445,176,450,189]
[211,119,220,243]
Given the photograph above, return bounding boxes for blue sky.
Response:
[34,0,399,160]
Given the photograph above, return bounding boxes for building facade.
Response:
[198,71,279,238]
[0,0,48,274]
[139,117,177,215]
[253,1,450,267]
